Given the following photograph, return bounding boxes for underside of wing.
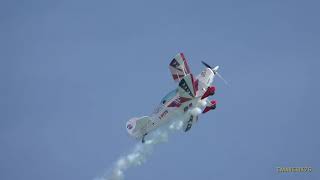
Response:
[167,74,198,108]
[178,74,197,99]
[169,53,192,82]
[183,114,198,132]
[167,74,197,108]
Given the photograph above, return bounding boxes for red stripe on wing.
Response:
[172,74,185,80]
[167,96,192,107]
[180,53,191,74]
[179,96,192,103]
[194,79,199,94]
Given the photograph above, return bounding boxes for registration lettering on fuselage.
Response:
[159,110,168,120]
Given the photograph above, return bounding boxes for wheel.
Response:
[141,133,147,143]
[184,106,188,112]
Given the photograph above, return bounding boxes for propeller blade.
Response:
[201,61,212,69]
[216,72,229,86]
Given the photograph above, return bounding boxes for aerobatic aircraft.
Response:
[126,53,226,143]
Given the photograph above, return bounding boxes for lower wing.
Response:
[183,114,198,132]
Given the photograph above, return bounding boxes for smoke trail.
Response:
[96,107,202,180]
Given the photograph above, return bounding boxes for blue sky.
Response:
[1,0,319,179]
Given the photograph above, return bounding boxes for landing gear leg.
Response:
[142,133,147,143]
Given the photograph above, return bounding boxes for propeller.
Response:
[201,61,229,85]
[201,61,212,69]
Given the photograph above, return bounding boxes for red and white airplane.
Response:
[126,53,225,143]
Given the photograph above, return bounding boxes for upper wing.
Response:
[169,53,192,82]
[178,74,197,99]
[167,74,198,108]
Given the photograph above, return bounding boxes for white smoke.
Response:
[96,107,202,180]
